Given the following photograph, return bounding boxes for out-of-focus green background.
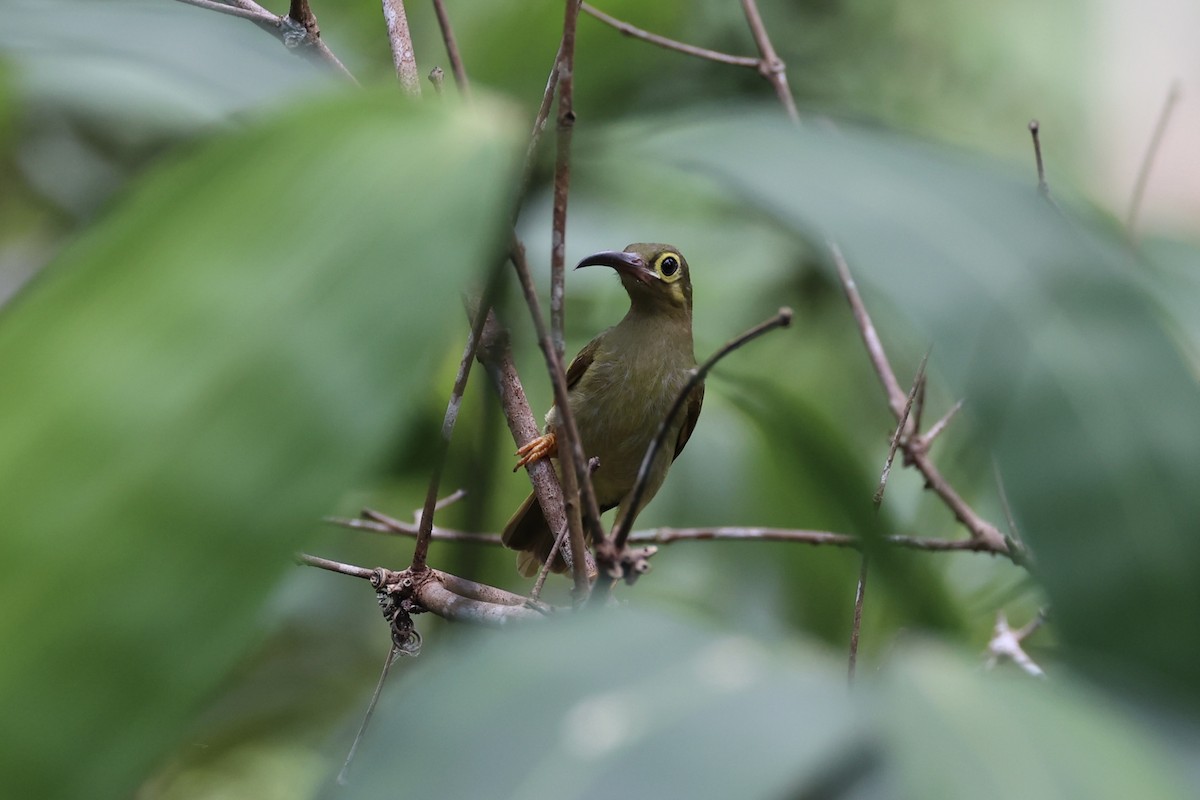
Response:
[1,1,1197,798]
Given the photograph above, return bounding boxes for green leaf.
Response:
[601,109,1200,710]
[0,90,519,798]
[881,646,1190,799]
[335,608,859,799]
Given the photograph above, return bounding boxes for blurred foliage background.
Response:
[1,0,1198,798]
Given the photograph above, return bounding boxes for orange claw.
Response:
[513,432,557,471]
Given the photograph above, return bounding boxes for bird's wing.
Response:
[565,335,601,390]
[673,382,705,460]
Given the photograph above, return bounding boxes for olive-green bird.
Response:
[502,243,704,577]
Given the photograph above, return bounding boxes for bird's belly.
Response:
[565,354,690,508]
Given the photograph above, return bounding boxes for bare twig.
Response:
[1027,119,1048,197]
[298,553,548,624]
[330,515,1018,555]
[874,353,927,506]
[175,0,274,23]
[509,240,604,594]
[992,460,1020,541]
[920,398,963,449]
[382,0,421,95]
[593,308,794,595]
[228,0,271,13]
[521,44,564,191]
[475,310,588,580]
[582,4,760,68]
[847,556,869,682]
[550,0,584,358]
[173,0,358,83]
[740,0,800,125]
[831,242,1012,557]
[410,285,498,572]
[1127,81,1182,236]
[337,643,397,785]
[299,552,377,580]
[830,242,905,417]
[431,0,471,98]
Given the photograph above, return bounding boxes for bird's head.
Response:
[575,243,692,317]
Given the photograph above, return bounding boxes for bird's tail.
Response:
[501,491,568,577]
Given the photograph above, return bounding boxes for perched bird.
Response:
[502,243,704,577]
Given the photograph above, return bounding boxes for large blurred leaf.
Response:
[336,608,859,799]
[332,607,1189,799]
[0,90,518,797]
[0,0,333,216]
[881,646,1189,799]
[590,110,1200,708]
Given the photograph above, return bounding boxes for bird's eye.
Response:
[658,255,679,277]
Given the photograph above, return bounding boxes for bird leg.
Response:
[513,432,557,471]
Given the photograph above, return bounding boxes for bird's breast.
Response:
[558,335,694,507]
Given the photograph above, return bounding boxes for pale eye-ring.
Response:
[659,255,679,277]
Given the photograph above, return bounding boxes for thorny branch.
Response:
[173,0,358,82]
[582,4,760,68]
[830,242,1017,560]
[582,3,799,122]
[474,307,592,585]
[331,514,1030,555]
[741,0,800,125]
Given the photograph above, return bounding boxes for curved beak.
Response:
[575,250,654,284]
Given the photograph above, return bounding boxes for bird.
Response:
[501,243,704,577]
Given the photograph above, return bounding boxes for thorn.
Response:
[920,398,964,449]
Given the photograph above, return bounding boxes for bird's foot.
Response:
[513,432,557,471]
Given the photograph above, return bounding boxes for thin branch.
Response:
[1127,80,1182,236]
[1016,607,1048,641]
[299,552,376,580]
[298,553,549,625]
[830,242,906,418]
[337,643,397,785]
[581,4,760,68]
[1027,119,1048,197]
[596,308,794,591]
[431,0,471,98]
[382,0,422,95]
[173,0,358,84]
[418,580,547,625]
[474,310,587,579]
[920,398,963,448]
[874,353,927,506]
[832,242,1012,557]
[175,0,275,23]
[410,283,497,572]
[330,516,1016,555]
[992,460,1020,541]
[433,568,542,608]
[550,0,584,359]
[847,555,868,683]
[740,0,800,125]
[509,240,604,594]
[227,0,270,13]
[520,44,564,193]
